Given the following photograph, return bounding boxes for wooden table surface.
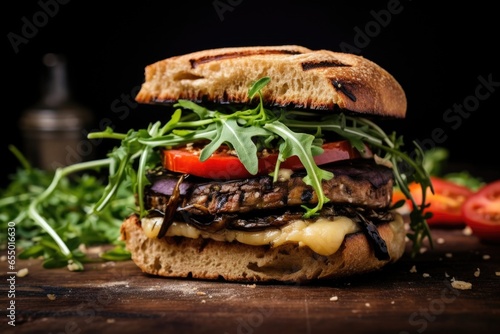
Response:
[2,225,499,334]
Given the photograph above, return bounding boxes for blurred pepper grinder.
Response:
[19,53,93,171]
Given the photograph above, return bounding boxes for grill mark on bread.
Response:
[332,80,357,102]
[189,49,304,68]
[301,60,350,71]
[136,45,407,117]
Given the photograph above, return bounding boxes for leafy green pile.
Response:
[0,147,133,270]
[1,77,432,270]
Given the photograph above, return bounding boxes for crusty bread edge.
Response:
[120,213,406,283]
[135,45,407,118]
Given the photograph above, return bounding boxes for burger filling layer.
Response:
[141,159,397,260]
[141,214,403,257]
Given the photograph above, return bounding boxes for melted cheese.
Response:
[141,216,360,256]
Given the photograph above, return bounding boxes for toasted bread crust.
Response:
[120,213,406,283]
[135,45,406,118]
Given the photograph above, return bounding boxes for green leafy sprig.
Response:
[0,147,134,269]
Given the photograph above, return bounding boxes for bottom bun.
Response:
[120,213,406,283]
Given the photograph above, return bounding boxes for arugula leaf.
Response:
[421,147,449,176]
[248,77,271,99]
[100,243,131,261]
[264,121,333,217]
[201,119,270,175]
[443,171,484,191]
[160,108,183,134]
[174,100,216,119]
[1,153,135,270]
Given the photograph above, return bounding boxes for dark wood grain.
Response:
[2,227,499,334]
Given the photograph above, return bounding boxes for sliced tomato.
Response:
[462,180,500,241]
[404,176,474,225]
[162,140,362,180]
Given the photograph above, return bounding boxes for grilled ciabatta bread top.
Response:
[135,45,406,118]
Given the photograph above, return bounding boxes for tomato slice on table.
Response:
[162,140,362,180]
[462,180,500,241]
[403,176,474,225]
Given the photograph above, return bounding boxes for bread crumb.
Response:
[365,303,371,307]
[106,319,115,323]
[47,294,56,301]
[483,254,491,260]
[451,280,472,290]
[67,260,80,272]
[101,261,116,268]
[445,253,453,258]
[17,268,29,277]
[423,273,431,278]
[474,268,480,277]
[196,291,206,296]
[419,247,427,254]
[495,272,500,276]
[201,299,206,303]
[390,301,395,305]
[436,237,445,244]
[78,243,87,253]
[243,284,256,288]
[0,255,7,262]
[330,296,338,301]
[462,226,473,236]
[409,265,417,273]
[87,245,103,255]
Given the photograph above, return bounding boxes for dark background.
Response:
[3,0,499,187]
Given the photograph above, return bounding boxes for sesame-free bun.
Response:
[120,213,406,283]
[135,45,407,118]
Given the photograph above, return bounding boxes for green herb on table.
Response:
[0,146,134,270]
